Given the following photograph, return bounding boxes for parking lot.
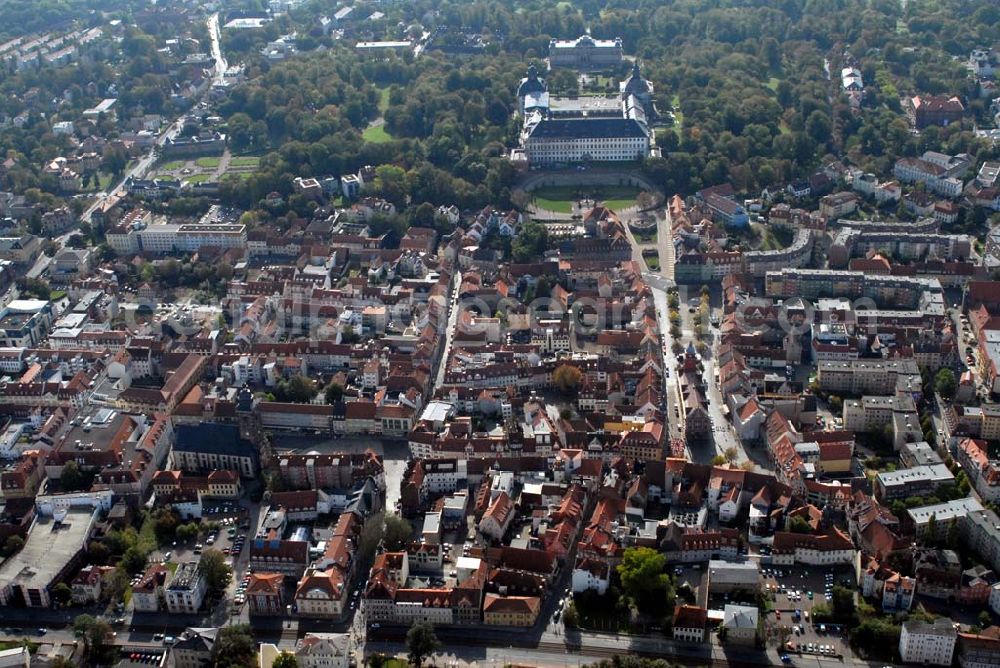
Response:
[142,505,252,611]
[762,564,855,659]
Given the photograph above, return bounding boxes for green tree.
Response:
[384,515,413,551]
[272,652,298,668]
[511,221,548,263]
[935,368,957,400]
[60,461,84,491]
[102,568,128,603]
[979,610,993,628]
[325,383,344,404]
[199,549,232,593]
[406,621,441,668]
[212,625,256,668]
[926,513,938,540]
[830,585,855,620]
[1,535,24,557]
[786,515,813,534]
[73,615,114,664]
[563,600,579,628]
[366,655,388,668]
[120,547,146,575]
[617,547,670,614]
[276,375,316,403]
[552,364,584,393]
[52,582,72,604]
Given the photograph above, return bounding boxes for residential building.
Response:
[132,564,171,612]
[900,618,958,666]
[721,604,759,645]
[482,594,541,626]
[875,464,955,501]
[165,562,207,614]
[294,567,347,618]
[294,634,351,668]
[958,627,1000,668]
[672,605,708,643]
[908,95,965,129]
[247,572,284,616]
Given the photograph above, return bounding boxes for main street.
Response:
[642,200,751,466]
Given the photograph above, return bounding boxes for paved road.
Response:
[207,13,227,87]
[434,270,461,391]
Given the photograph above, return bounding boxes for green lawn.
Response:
[195,157,220,168]
[633,227,658,244]
[642,249,660,271]
[362,124,394,143]
[767,76,781,92]
[532,194,574,213]
[184,173,214,184]
[532,185,642,214]
[376,86,391,114]
[0,641,37,654]
[159,160,187,171]
[49,290,67,301]
[670,94,684,135]
[229,156,260,168]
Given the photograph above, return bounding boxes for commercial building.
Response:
[707,559,760,593]
[0,299,52,348]
[0,508,96,607]
[900,618,957,666]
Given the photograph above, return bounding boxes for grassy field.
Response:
[670,94,684,135]
[642,249,660,271]
[159,160,186,171]
[195,157,220,168]
[377,86,391,114]
[229,156,260,168]
[184,173,213,184]
[633,227,658,244]
[362,124,394,143]
[767,76,781,91]
[531,185,642,213]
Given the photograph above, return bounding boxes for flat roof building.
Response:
[0,508,96,607]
